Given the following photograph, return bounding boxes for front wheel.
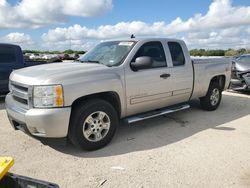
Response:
[200,82,222,111]
[68,99,118,150]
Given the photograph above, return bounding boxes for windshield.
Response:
[236,55,250,63]
[79,41,135,67]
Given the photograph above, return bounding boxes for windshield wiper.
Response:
[80,60,100,64]
[79,59,112,67]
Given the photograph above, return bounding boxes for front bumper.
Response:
[5,94,71,138]
[230,71,250,91]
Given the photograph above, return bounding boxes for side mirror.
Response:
[131,56,153,71]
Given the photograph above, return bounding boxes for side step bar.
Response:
[126,104,190,124]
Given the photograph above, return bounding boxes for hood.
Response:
[235,60,250,72]
[10,62,109,85]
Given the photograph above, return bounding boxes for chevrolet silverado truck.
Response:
[0,43,48,95]
[5,38,232,150]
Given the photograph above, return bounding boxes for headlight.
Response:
[33,85,64,108]
[8,81,12,93]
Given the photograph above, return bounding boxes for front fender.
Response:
[63,72,126,117]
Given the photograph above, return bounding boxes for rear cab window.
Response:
[168,42,185,66]
[0,46,16,64]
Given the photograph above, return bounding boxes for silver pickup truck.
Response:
[5,38,232,150]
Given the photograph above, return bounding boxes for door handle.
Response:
[160,73,171,79]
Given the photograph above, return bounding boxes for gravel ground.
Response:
[0,91,250,188]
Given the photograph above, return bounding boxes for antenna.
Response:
[130,34,135,39]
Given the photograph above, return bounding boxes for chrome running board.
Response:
[126,104,190,124]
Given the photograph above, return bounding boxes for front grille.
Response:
[10,82,30,108]
[12,84,28,92]
[13,96,28,105]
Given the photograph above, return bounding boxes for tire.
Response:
[200,82,222,111]
[68,99,119,150]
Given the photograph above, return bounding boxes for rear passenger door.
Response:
[166,41,193,105]
[0,46,19,93]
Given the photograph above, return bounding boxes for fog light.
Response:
[35,127,46,134]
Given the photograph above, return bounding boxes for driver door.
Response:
[125,41,173,116]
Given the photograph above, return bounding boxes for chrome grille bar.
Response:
[10,81,31,109]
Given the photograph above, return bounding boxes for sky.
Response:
[0,0,250,51]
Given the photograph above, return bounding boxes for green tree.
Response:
[63,49,74,54]
[225,49,238,56]
[237,48,247,55]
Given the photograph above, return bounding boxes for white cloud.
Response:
[41,39,96,51]
[167,0,250,33]
[2,0,250,50]
[41,22,168,42]
[3,32,33,44]
[246,27,250,34]
[184,28,249,49]
[219,27,241,38]
[0,0,113,28]
[1,32,34,49]
[41,0,250,50]
[0,0,6,6]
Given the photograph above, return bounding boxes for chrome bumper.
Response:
[5,94,71,138]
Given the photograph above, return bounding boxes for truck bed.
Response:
[191,57,232,100]
[192,57,232,65]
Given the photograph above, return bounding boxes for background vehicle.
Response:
[230,54,250,91]
[0,44,48,95]
[5,38,232,150]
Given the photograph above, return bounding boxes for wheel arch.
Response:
[210,75,226,90]
[71,91,122,118]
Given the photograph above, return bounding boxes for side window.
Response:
[168,42,185,66]
[0,46,16,64]
[133,41,167,68]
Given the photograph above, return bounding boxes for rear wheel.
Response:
[200,82,222,111]
[68,99,118,150]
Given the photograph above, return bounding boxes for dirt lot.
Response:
[0,91,250,188]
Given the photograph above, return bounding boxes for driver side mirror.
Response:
[131,56,153,71]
